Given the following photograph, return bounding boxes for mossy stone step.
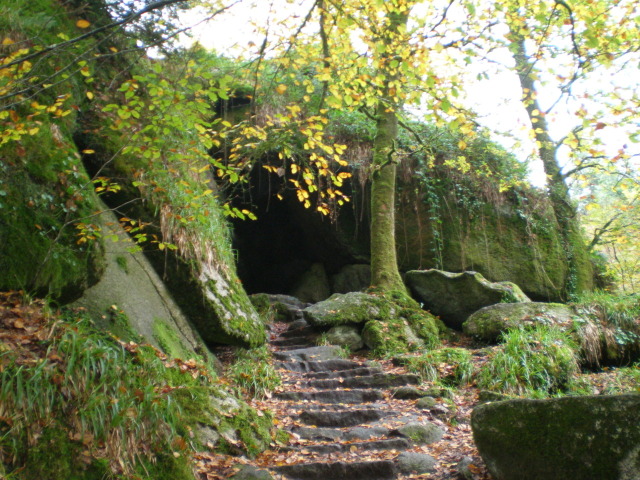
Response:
[276,359,368,373]
[299,408,395,427]
[275,389,384,404]
[291,425,391,442]
[273,346,342,362]
[272,459,397,480]
[305,373,421,390]
[302,366,383,379]
[280,437,411,455]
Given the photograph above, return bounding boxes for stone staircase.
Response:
[252,309,455,480]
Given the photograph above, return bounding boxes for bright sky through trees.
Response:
[178,0,639,188]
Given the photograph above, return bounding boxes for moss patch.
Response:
[153,318,193,360]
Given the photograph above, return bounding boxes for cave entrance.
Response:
[230,168,368,297]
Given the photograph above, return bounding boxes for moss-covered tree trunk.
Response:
[369,8,409,293]
[508,27,592,298]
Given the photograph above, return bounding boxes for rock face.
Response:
[405,270,530,330]
[471,394,640,480]
[463,302,582,342]
[72,208,205,360]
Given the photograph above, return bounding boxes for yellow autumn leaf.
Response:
[276,84,287,94]
[86,91,94,100]
[76,19,91,29]
[2,37,14,45]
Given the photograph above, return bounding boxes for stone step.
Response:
[271,336,315,347]
[280,325,316,338]
[299,408,395,427]
[302,366,383,379]
[275,344,317,351]
[276,359,367,373]
[275,389,384,404]
[292,425,391,442]
[273,459,397,480]
[281,437,411,455]
[273,346,342,362]
[305,373,421,390]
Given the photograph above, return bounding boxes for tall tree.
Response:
[489,0,640,296]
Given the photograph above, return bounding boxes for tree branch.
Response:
[1,0,192,72]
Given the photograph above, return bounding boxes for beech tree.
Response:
[226,0,482,293]
[488,0,640,295]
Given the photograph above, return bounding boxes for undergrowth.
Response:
[572,291,640,363]
[227,345,281,399]
[0,293,274,479]
[477,325,580,398]
[399,347,474,387]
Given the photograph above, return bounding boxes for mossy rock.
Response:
[172,385,273,458]
[72,208,211,362]
[405,270,530,330]
[463,302,584,343]
[0,149,105,302]
[362,318,425,356]
[303,292,392,327]
[325,325,364,350]
[471,394,640,480]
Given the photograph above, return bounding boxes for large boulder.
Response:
[405,270,530,330]
[303,292,440,354]
[72,209,206,361]
[463,302,583,342]
[291,262,331,303]
[471,394,640,480]
[330,264,371,294]
[303,292,392,327]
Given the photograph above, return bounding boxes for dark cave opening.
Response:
[230,168,368,296]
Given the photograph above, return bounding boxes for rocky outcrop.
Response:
[72,208,206,360]
[229,157,594,302]
[405,270,530,329]
[471,394,640,480]
[463,302,582,342]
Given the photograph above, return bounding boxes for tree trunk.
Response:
[509,26,591,297]
[370,102,405,291]
[369,8,409,293]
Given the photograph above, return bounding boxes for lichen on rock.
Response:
[471,394,640,480]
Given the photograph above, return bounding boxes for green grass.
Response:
[399,347,474,387]
[0,312,190,478]
[0,303,275,478]
[477,325,580,398]
[572,291,640,365]
[227,346,281,399]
